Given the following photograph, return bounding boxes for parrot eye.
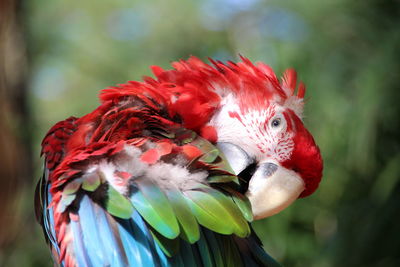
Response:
[271,118,281,128]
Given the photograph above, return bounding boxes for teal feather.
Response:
[135,178,180,238]
[130,182,179,239]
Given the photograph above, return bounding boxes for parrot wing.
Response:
[35,109,280,267]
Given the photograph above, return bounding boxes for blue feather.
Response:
[92,203,126,267]
[116,211,157,267]
[77,196,108,266]
[70,219,90,266]
[116,220,145,266]
[43,185,64,265]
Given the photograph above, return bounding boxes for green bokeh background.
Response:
[1,0,400,266]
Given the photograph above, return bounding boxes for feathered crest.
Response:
[100,56,307,130]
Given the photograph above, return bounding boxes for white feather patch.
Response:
[89,144,208,195]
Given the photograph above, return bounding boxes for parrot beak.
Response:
[217,142,305,220]
[245,162,305,220]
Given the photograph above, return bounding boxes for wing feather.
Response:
[36,113,279,266]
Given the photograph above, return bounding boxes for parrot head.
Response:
[210,81,322,219]
[204,58,323,219]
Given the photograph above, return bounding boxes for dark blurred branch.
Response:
[0,0,32,249]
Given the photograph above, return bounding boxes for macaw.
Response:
[35,56,323,267]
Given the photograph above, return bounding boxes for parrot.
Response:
[35,56,323,267]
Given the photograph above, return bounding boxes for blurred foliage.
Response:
[1,0,399,266]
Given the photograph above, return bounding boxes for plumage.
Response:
[35,56,323,267]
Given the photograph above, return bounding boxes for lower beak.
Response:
[246,162,305,220]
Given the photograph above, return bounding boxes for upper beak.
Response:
[246,162,305,219]
[217,142,305,220]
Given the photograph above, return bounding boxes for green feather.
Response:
[82,173,101,192]
[207,174,237,183]
[184,189,235,235]
[200,149,220,163]
[184,134,238,184]
[232,196,253,222]
[165,189,200,244]
[105,185,133,219]
[222,186,253,222]
[192,136,215,149]
[131,179,179,239]
[199,187,250,238]
[213,151,237,178]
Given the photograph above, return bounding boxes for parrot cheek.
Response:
[246,163,305,220]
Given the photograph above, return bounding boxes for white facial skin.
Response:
[211,94,305,219]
